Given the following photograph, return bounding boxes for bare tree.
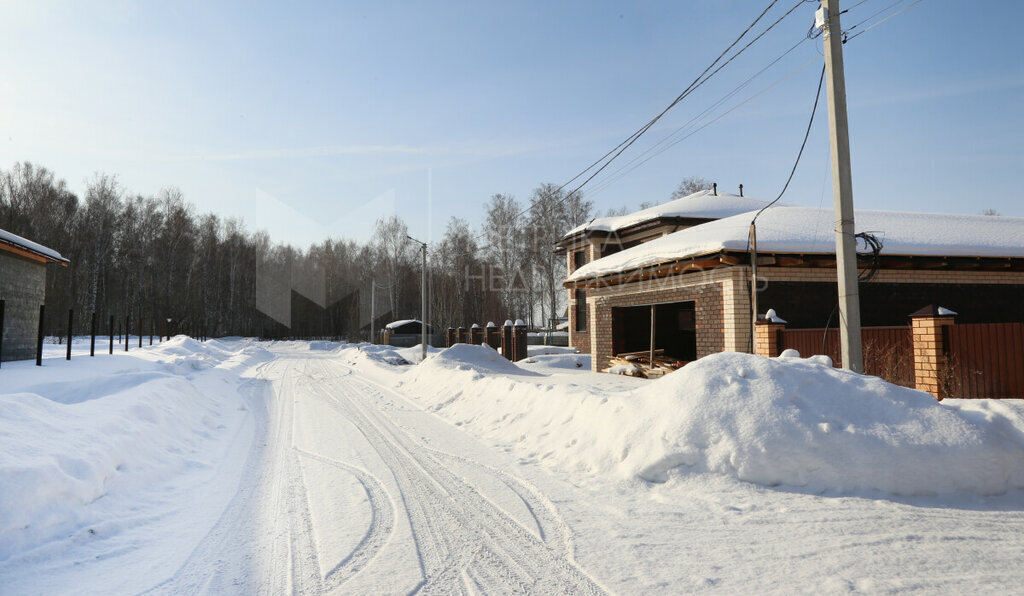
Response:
[372,214,413,320]
[669,175,712,200]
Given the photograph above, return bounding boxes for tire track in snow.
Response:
[311,358,606,595]
[293,448,396,589]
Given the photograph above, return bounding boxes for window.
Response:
[572,249,586,271]
[575,288,587,332]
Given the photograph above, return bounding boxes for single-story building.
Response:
[561,203,1024,372]
[381,319,440,347]
[0,229,70,362]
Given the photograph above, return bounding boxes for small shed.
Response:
[381,319,439,348]
[0,229,69,362]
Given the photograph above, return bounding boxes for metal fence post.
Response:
[125,314,130,352]
[109,315,114,355]
[36,305,45,366]
[90,311,96,357]
[66,309,73,360]
[0,299,4,368]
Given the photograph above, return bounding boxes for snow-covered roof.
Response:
[0,228,69,264]
[562,189,775,240]
[385,319,424,330]
[567,206,1024,281]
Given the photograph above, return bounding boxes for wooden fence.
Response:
[944,323,1024,399]
[779,326,915,388]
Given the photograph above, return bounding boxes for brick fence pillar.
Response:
[755,320,786,358]
[457,327,468,344]
[910,305,957,399]
[512,320,528,362]
[470,324,484,345]
[501,321,513,360]
[485,323,502,350]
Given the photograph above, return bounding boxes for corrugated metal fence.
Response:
[944,323,1024,399]
[778,326,914,388]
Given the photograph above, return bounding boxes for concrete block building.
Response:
[0,229,69,362]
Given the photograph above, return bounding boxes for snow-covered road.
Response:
[149,346,604,595]
[4,338,1024,594]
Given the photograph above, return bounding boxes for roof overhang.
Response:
[555,216,716,253]
[564,250,1024,289]
[0,239,70,266]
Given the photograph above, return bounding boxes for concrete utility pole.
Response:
[370,278,375,344]
[820,0,863,372]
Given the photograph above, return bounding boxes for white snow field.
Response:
[2,338,1024,594]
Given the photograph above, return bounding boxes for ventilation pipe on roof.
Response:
[712,182,717,196]
[739,184,744,197]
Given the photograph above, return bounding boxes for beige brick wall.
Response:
[587,268,740,371]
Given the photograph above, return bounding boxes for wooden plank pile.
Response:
[603,349,686,379]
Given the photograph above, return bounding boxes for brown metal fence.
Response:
[779,326,914,387]
[944,323,1024,399]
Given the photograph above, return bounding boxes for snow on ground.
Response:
[0,337,268,594]
[2,338,1023,593]
[394,345,1024,495]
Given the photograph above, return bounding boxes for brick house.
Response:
[0,229,69,362]
[560,204,1024,372]
[555,189,776,358]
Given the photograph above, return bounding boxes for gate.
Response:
[944,323,1024,398]
[778,326,914,387]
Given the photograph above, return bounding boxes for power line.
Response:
[553,0,784,195]
[559,0,809,203]
[585,37,816,199]
[752,62,828,223]
[845,0,926,42]
[474,0,806,242]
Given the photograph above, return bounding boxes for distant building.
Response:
[381,319,438,347]
[0,229,69,362]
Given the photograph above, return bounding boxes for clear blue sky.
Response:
[2,0,1021,248]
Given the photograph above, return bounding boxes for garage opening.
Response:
[611,301,696,364]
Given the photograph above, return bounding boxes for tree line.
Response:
[1,161,607,340]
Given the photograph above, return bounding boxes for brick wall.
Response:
[0,251,46,362]
[587,268,736,371]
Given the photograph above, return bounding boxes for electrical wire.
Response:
[743,61,827,352]
[845,0,925,42]
[560,0,809,203]
[585,37,814,199]
[477,0,807,243]
[752,62,827,224]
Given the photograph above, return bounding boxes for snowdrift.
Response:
[625,352,1024,495]
[0,338,266,562]
[402,348,1024,496]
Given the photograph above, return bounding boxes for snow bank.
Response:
[400,350,1024,496]
[418,344,538,377]
[624,352,1024,494]
[0,338,265,562]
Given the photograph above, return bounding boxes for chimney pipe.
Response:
[712,182,717,196]
[739,183,743,197]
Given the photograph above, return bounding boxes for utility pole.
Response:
[408,235,428,363]
[370,278,375,344]
[820,0,863,372]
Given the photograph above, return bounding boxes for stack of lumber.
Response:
[603,349,685,379]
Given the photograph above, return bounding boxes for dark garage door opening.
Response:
[612,301,696,363]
